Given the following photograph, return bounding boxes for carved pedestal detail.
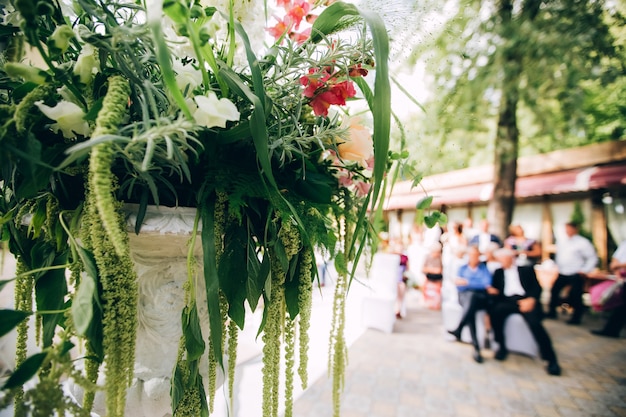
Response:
[76,205,217,417]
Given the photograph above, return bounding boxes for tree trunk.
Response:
[487,0,522,240]
[489,84,519,240]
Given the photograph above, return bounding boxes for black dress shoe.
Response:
[590,329,620,338]
[447,329,461,341]
[566,318,581,325]
[494,348,508,361]
[545,312,557,319]
[473,351,483,363]
[546,361,561,376]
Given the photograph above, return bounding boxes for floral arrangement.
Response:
[0,0,392,416]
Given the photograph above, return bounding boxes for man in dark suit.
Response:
[489,248,561,376]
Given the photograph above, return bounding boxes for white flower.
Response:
[1,3,21,27]
[35,100,91,138]
[337,116,373,168]
[200,0,266,66]
[49,25,74,53]
[172,60,202,94]
[73,42,98,84]
[191,92,240,129]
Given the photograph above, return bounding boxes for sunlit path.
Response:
[294,290,626,417]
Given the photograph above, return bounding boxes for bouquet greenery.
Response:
[0,0,392,416]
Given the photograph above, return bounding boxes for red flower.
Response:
[349,64,368,77]
[309,81,356,116]
[300,67,331,97]
[330,80,356,101]
[300,67,356,116]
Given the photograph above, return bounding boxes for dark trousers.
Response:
[491,296,557,362]
[456,290,489,350]
[549,274,584,320]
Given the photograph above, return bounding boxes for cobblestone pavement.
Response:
[293,291,626,417]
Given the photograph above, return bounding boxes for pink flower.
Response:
[276,0,292,8]
[354,180,371,197]
[336,169,353,187]
[287,0,311,29]
[267,16,292,40]
[289,27,311,44]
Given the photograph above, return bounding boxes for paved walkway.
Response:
[293,290,626,417]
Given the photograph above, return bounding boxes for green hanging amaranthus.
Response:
[11,260,33,417]
[84,75,138,417]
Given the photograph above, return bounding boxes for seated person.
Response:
[448,245,492,363]
[504,224,542,266]
[591,239,626,338]
[490,248,561,376]
[422,242,444,310]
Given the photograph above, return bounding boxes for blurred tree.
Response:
[401,0,625,239]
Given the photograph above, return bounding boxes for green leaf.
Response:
[360,8,391,209]
[273,237,289,274]
[283,253,301,320]
[163,0,189,25]
[411,174,424,189]
[170,361,185,414]
[13,136,52,199]
[248,251,269,312]
[231,20,267,114]
[312,4,392,210]
[218,65,276,191]
[68,242,103,360]
[83,97,104,122]
[0,309,32,337]
[424,211,447,228]
[182,304,206,361]
[416,196,433,211]
[218,224,248,329]
[0,278,16,292]
[35,250,68,347]
[2,352,47,390]
[72,267,98,337]
[334,251,347,277]
[310,2,362,43]
[294,171,333,203]
[10,82,38,101]
[149,19,193,120]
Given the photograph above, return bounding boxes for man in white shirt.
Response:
[489,249,561,376]
[547,222,598,325]
[468,219,502,254]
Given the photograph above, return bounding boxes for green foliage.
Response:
[0,309,32,338]
[570,201,593,242]
[401,0,625,176]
